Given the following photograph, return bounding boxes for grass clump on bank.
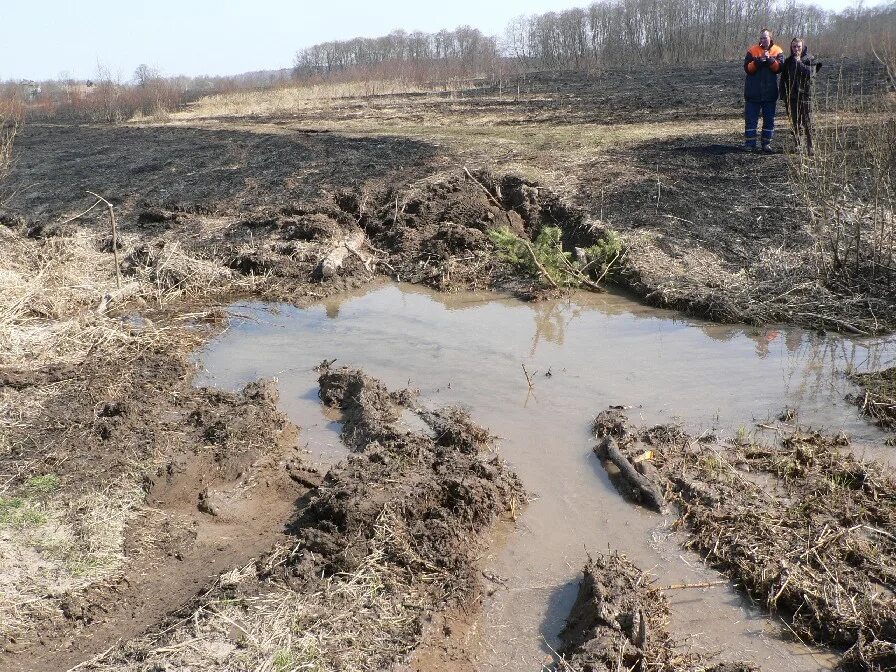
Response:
[851,366,896,433]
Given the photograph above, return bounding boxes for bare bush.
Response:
[0,92,24,183]
[789,75,895,305]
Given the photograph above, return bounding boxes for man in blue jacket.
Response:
[743,29,785,153]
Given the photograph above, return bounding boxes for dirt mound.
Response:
[276,364,524,597]
[74,366,524,671]
[352,170,587,292]
[593,409,896,669]
[556,552,757,672]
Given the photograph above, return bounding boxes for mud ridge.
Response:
[555,552,757,672]
[75,365,525,671]
[593,408,896,670]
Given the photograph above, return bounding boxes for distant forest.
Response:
[7,0,895,122]
[294,0,896,80]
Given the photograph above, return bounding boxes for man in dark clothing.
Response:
[780,37,821,156]
[743,29,785,153]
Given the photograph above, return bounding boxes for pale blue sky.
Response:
[2,0,871,81]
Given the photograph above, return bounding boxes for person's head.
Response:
[759,29,772,49]
[790,37,805,56]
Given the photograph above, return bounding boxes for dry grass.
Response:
[0,223,229,642]
[85,507,434,672]
[0,96,23,184]
[176,79,436,120]
[0,481,144,643]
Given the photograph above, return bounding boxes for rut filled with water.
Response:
[196,282,896,671]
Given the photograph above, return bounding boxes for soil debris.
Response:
[593,409,896,668]
[555,552,757,672]
[75,366,525,671]
[851,367,896,433]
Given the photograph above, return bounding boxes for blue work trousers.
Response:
[744,100,777,147]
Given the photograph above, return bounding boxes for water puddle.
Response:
[196,283,896,671]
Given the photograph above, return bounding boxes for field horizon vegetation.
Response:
[2,1,896,671]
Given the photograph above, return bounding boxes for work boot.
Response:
[744,141,757,153]
[762,144,774,154]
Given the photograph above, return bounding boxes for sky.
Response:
[1,0,875,82]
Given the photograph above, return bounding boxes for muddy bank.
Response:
[1,122,593,301]
[573,131,896,335]
[0,336,308,668]
[593,409,896,670]
[73,366,523,671]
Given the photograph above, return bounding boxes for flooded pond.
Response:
[196,282,896,671]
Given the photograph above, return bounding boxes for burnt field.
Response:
[0,62,894,671]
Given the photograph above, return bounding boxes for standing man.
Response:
[780,37,821,156]
[743,29,785,153]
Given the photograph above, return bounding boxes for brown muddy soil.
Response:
[78,366,523,671]
[593,409,896,671]
[556,552,758,672]
[0,59,893,671]
[0,342,310,669]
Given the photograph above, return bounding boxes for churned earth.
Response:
[0,61,893,671]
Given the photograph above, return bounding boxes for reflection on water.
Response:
[196,283,895,672]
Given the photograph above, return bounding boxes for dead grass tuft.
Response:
[851,366,896,430]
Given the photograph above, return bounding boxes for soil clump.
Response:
[75,366,524,671]
[593,409,896,670]
[555,552,757,672]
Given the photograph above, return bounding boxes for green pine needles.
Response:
[488,226,622,290]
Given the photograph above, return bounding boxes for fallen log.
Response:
[596,436,666,512]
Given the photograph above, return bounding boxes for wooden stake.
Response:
[86,191,121,289]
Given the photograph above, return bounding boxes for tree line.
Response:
[293,26,500,80]
[294,0,896,79]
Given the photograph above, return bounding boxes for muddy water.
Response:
[196,283,896,671]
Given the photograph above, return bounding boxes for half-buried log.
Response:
[596,436,665,512]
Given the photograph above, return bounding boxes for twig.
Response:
[86,191,122,289]
[796,311,868,335]
[592,250,620,288]
[56,199,103,227]
[521,239,559,288]
[66,642,119,671]
[463,166,503,209]
[657,580,727,591]
[521,363,535,389]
